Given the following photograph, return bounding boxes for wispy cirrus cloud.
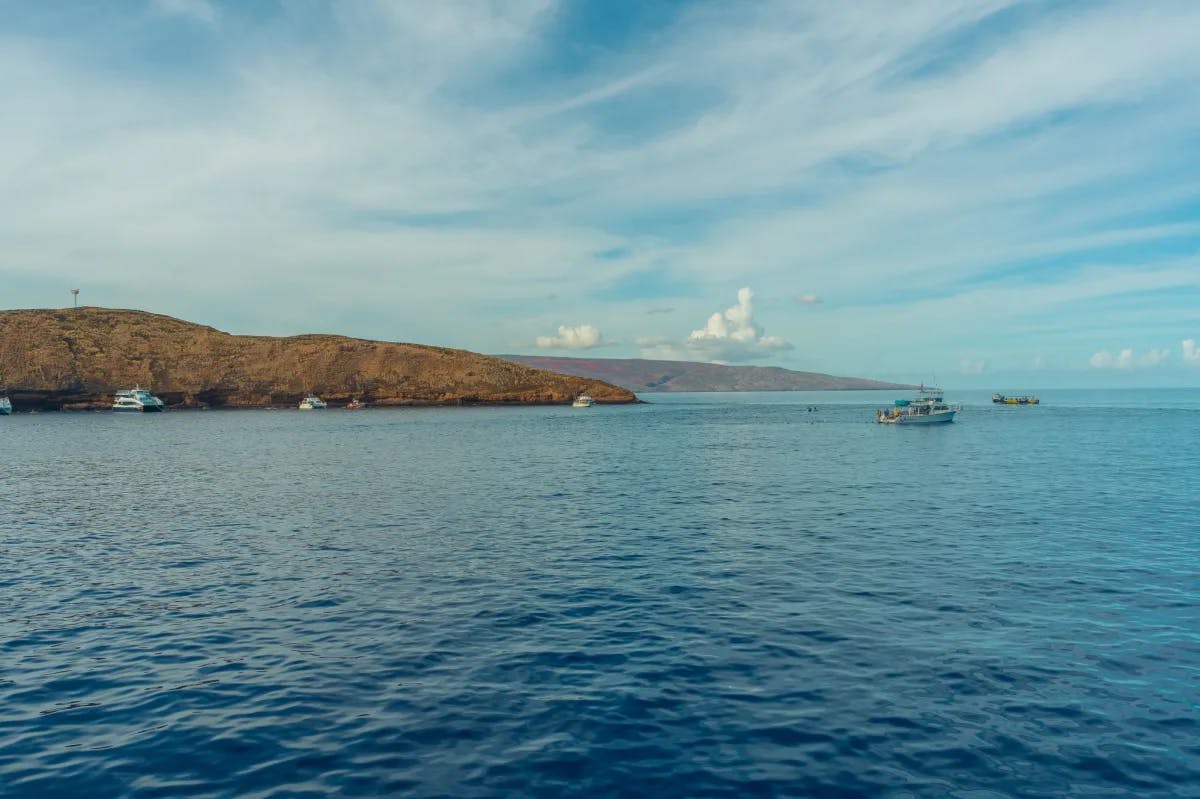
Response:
[0,1,1198,380]
[151,0,217,25]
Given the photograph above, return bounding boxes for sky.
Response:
[2,0,1199,387]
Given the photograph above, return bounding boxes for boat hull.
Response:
[895,410,955,424]
[113,405,164,412]
[879,410,957,424]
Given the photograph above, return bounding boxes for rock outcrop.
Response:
[0,308,637,410]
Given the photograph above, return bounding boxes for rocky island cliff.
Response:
[0,308,637,410]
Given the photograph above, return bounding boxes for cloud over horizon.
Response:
[536,324,606,350]
[639,287,792,363]
[1089,347,1170,369]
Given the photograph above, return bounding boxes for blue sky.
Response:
[2,0,1199,386]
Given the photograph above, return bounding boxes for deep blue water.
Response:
[2,389,1199,798]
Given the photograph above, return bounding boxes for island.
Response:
[0,307,637,410]
[499,355,913,393]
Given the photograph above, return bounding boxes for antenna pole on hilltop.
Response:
[70,288,79,308]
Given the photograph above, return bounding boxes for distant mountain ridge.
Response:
[0,307,637,410]
[499,355,914,392]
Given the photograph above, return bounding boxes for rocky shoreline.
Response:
[0,394,639,412]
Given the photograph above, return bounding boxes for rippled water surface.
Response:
[3,390,1199,797]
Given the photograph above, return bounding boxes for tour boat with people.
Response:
[113,386,166,412]
[877,386,959,425]
[572,393,595,408]
[0,396,11,415]
[299,395,327,410]
[992,393,1039,405]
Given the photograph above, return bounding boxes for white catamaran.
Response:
[113,386,165,412]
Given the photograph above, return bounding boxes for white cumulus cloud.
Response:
[1142,348,1170,366]
[796,293,823,305]
[1089,347,1169,369]
[685,287,792,362]
[1183,339,1200,364]
[640,287,792,363]
[536,324,605,350]
[1090,348,1133,369]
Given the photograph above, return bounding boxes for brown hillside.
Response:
[500,355,915,392]
[0,307,637,410]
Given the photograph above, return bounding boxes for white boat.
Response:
[0,396,11,415]
[299,395,327,410]
[113,386,165,412]
[877,386,959,425]
[572,393,595,408]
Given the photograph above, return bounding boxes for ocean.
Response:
[2,389,1198,797]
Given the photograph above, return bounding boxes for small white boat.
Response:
[299,395,327,410]
[113,386,165,412]
[877,386,959,425]
[0,396,11,415]
[572,393,595,408]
